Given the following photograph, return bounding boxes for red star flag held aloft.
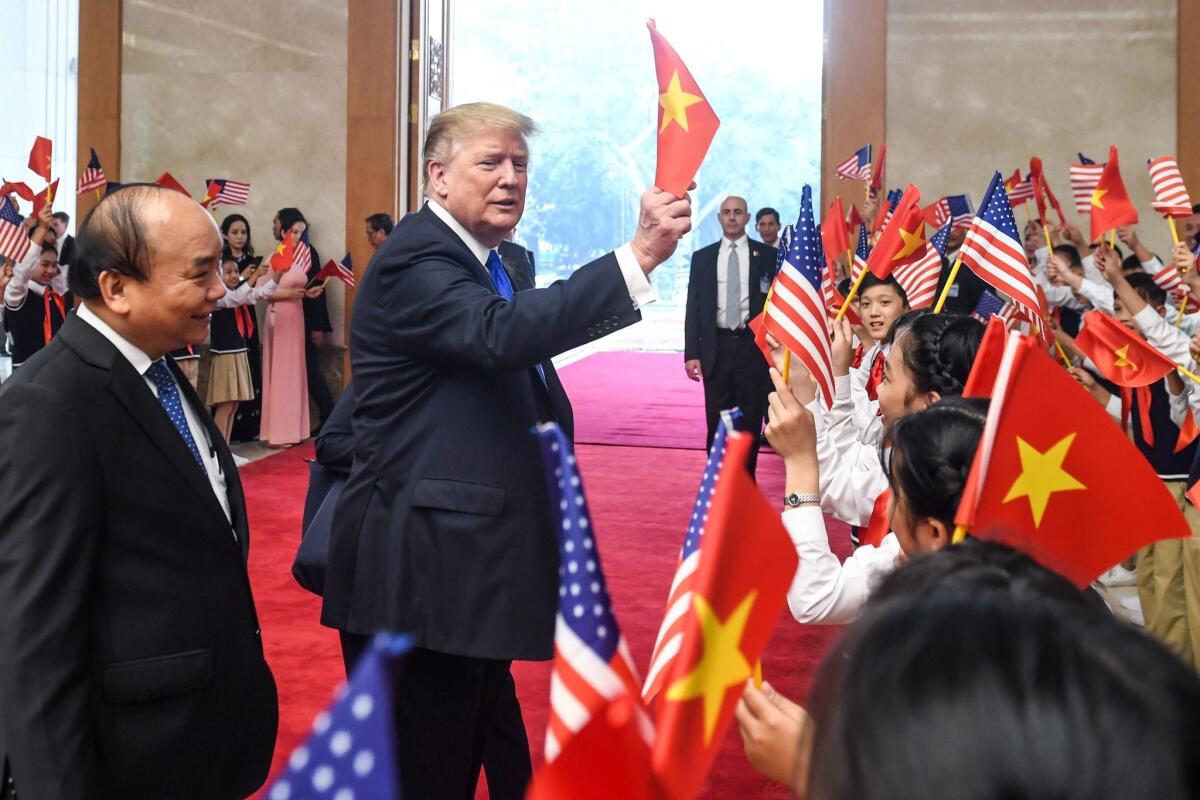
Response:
[864,184,925,279]
[28,136,52,182]
[1089,145,1139,243]
[647,20,720,198]
[31,179,60,217]
[955,332,1190,588]
[650,430,798,800]
[1072,310,1178,388]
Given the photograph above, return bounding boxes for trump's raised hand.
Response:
[630,184,694,274]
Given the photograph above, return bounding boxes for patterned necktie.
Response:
[146,359,208,474]
[486,250,545,385]
[725,245,742,329]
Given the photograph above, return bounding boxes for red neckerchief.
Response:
[1120,386,1156,448]
[42,288,66,344]
[859,489,891,548]
[865,349,886,401]
[851,343,865,370]
[234,305,255,339]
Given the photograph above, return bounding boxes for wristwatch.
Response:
[783,492,820,508]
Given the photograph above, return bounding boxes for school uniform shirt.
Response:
[806,387,889,527]
[782,505,902,625]
[76,303,233,529]
[4,244,72,366]
[210,280,278,354]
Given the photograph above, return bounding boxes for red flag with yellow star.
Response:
[821,197,850,265]
[649,430,797,800]
[955,333,1189,588]
[963,316,1009,398]
[865,184,924,279]
[28,137,52,182]
[31,179,59,217]
[1089,145,1139,243]
[155,171,191,197]
[1072,310,1176,388]
[268,234,298,271]
[647,20,720,198]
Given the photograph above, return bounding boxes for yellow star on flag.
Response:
[1113,344,1139,370]
[665,591,757,743]
[1091,187,1107,209]
[658,70,704,134]
[892,224,925,260]
[1002,434,1087,527]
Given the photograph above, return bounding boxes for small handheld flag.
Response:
[956,171,1042,320]
[28,137,52,182]
[0,219,32,263]
[312,254,357,289]
[76,149,107,195]
[1072,310,1178,388]
[1147,156,1193,219]
[1069,157,1104,215]
[647,20,720,198]
[31,179,60,217]
[834,144,872,182]
[155,171,191,197]
[204,178,251,209]
[1089,145,1138,243]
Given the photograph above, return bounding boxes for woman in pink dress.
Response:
[261,222,323,446]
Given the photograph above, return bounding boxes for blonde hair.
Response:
[422,102,539,194]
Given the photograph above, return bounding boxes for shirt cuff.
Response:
[614,244,656,309]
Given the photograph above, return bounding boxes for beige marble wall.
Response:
[888,1,1177,255]
[120,0,350,345]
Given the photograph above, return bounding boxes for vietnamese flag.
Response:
[865,184,924,279]
[199,179,222,208]
[846,202,863,231]
[28,137,52,182]
[0,181,34,202]
[821,197,850,264]
[31,179,60,217]
[647,20,720,198]
[650,430,798,800]
[1073,310,1176,388]
[955,333,1190,588]
[527,696,658,800]
[963,316,1009,398]
[268,234,298,271]
[155,171,191,197]
[1089,145,1139,243]
[870,143,886,192]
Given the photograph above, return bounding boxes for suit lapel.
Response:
[419,204,495,290]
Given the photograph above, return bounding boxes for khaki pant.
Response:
[175,358,200,391]
[1136,480,1200,670]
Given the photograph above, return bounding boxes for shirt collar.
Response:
[722,234,749,248]
[426,199,493,267]
[76,302,155,376]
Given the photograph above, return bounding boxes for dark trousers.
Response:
[305,336,335,429]
[340,633,532,800]
[702,330,770,475]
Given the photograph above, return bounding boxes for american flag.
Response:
[850,222,870,284]
[643,409,742,702]
[877,187,903,232]
[265,633,408,800]
[933,194,974,230]
[1147,156,1193,218]
[959,171,1043,319]
[775,224,793,270]
[1150,264,1199,313]
[314,253,357,288]
[894,221,949,309]
[294,228,314,272]
[834,144,872,181]
[537,423,651,762]
[0,196,22,226]
[970,289,1020,325]
[1069,154,1104,215]
[763,185,836,407]
[0,219,31,263]
[204,178,251,209]
[1005,169,1035,205]
[76,148,106,195]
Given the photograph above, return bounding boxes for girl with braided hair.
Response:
[764,311,984,624]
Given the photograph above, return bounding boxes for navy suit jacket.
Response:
[321,204,641,660]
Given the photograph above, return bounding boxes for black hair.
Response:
[837,277,852,297]
[1193,203,1200,215]
[1121,254,1143,273]
[858,272,909,308]
[886,311,985,397]
[68,182,164,299]
[277,207,306,235]
[1125,271,1167,307]
[1053,243,1082,267]
[38,242,59,257]
[51,211,70,224]
[365,212,394,235]
[755,207,780,225]
[806,592,1200,800]
[220,213,254,259]
[881,397,987,532]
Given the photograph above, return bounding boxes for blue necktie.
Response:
[486,250,546,385]
[146,359,208,475]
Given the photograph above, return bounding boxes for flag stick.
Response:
[844,248,853,283]
[1108,229,1116,248]
[1169,217,1181,246]
[1053,340,1073,369]
[835,266,869,322]
[1177,365,1200,385]
[951,524,968,544]
[781,348,791,384]
[932,257,964,314]
[1042,224,1054,253]
[94,188,100,202]
[1176,295,1189,327]
[753,660,764,688]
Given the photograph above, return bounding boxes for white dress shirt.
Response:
[716,234,750,328]
[783,506,902,624]
[76,303,233,528]
[807,386,889,527]
[427,200,656,309]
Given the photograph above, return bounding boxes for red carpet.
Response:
[244,353,851,798]
[558,352,708,450]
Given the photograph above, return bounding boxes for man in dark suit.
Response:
[322,102,691,799]
[49,211,74,266]
[0,184,278,799]
[684,195,777,473]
